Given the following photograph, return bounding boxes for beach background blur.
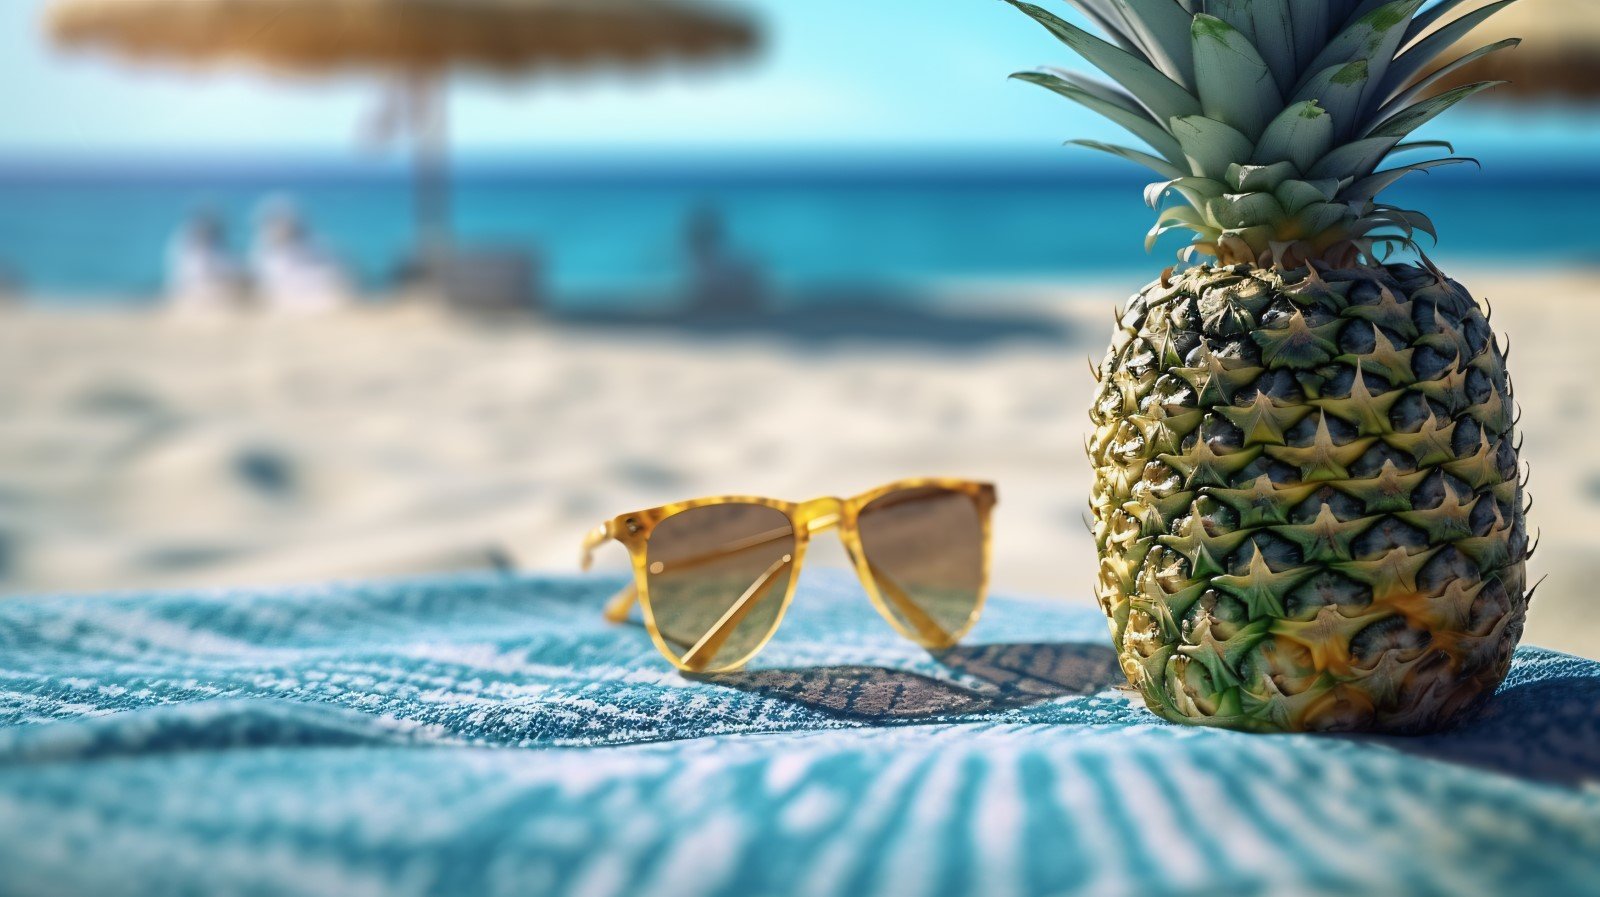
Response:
[1,0,1597,659]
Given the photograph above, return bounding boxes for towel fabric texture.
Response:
[1,570,1598,897]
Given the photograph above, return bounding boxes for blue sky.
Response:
[1,0,1595,161]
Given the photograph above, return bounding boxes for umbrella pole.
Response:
[411,74,451,263]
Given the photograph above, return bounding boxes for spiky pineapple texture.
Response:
[1004,0,1535,733]
[1091,264,1528,733]
[1007,0,1522,268]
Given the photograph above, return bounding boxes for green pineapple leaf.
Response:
[1106,0,1197,89]
[1255,100,1333,173]
[1379,39,1521,120]
[1199,0,1258,43]
[1191,14,1281,141]
[1403,0,1488,42]
[1377,206,1438,240]
[1367,81,1505,140]
[1293,60,1370,142]
[1227,161,1297,193]
[1240,0,1297,93]
[1145,176,1226,210]
[1012,70,1186,163]
[1285,0,1332,68]
[1378,0,1519,100]
[1343,158,1478,203]
[1003,0,1201,122]
[1296,0,1424,96]
[1145,204,1209,251]
[1205,193,1288,229]
[1070,139,1188,179]
[1390,140,1457,158]
[1062,0,1148,56]
[1340,0,1403,24]
[1274,179,1340,215]
[1171,115,1255,178]
[1002,0,1523,265]
[1307,135,1401,180]
[1291,202,1350,238]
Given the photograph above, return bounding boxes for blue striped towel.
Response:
[1,570,1597,897]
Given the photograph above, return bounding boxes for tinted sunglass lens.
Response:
[645,503,797,671]
[855,486,986,646]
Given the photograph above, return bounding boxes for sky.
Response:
[1,0,1595,162]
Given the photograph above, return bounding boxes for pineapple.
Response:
[1005,0,1532,733]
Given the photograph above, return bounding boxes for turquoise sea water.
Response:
[0,158,1594,306]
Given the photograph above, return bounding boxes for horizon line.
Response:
[3,147,1598,186]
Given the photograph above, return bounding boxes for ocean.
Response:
[0,157,1593,307]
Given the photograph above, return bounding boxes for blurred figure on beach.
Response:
[165,207,245,312]
[0,264,18,307]
[251,198,354,313]
[683,204,767,314]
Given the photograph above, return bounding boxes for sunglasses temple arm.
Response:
[680,554,793,671]
[580,523,639,624]
[602,582,638,624]
[579,524,611,572]
[864,557,953,645]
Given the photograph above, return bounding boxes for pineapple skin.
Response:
[1090,262,1528,734]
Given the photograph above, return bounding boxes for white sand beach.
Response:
[1,272,1595,659]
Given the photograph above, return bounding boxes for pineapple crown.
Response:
[1006,0,1522,269]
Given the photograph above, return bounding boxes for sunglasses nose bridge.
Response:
[798,496,846,535]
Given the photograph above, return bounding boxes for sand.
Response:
[1,271,1595,660]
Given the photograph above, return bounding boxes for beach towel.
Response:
[2,570,1597,897]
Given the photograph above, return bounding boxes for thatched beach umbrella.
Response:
[48,0,761,245]
[1424,0,1600,100]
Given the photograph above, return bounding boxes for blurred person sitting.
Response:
[683,204,767,315]
[165,208,246,312]
[0,264,18,307]
[251,198,354,313]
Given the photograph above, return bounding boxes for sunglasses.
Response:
[580,478,997,673]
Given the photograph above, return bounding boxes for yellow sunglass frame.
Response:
[580,477,997,673]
